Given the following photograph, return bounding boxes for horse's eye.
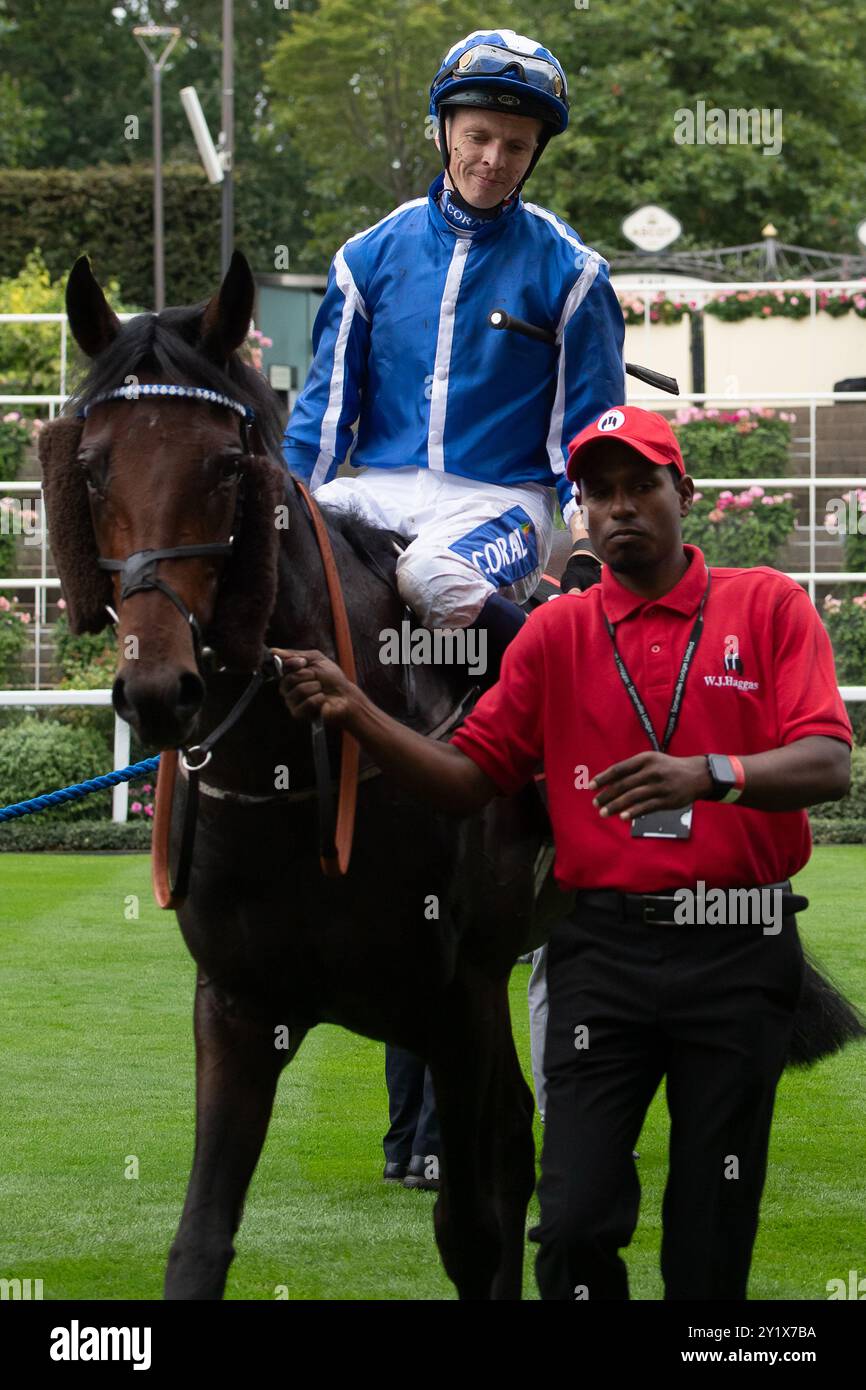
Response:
[78,454,108,495]
[214,455,243,486]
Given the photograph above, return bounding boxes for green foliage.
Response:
[0,72,46,167]
[0,250,77,397]
[0,818,152,851]
[674,408,793,479]
[0,508,18,578]
[810,819,866,844]
[619,288,866,326]
[0,0,311,301]
[823,593,866,686]
[3,1,866,275]
[0,594,30,678]
[0,412,36,477]
[811,747,866,826]
[534,0,866,257]
[265,0,492,267]
[827,491,866,574]
[705,287,866,322]
[0,169,262,312]
[54,610,117,681]
[0,818,151,850]
[0,716,113,820]
[683,488,797,567]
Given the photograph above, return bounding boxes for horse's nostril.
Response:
[176,671,205,715]
[112,674,132,720]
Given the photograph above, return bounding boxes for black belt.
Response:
[571,881,809,927]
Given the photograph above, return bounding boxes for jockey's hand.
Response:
[590,751,712,820]
[272,648,356,726]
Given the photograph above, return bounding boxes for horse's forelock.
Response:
[68,303,285,463]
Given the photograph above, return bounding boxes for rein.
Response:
[78,382,361,903]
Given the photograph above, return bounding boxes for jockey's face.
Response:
[435,107,543,206]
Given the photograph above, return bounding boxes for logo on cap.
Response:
[597,409,626,433]
[497,94,520,105]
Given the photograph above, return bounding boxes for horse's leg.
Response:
[426,968,502,1300]
[488,986,536,1300]
[164,973,301,1300]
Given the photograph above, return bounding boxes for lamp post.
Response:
[220,0,235,277]
[133,24,181,311]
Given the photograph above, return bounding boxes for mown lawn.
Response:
[0,848,863,1300]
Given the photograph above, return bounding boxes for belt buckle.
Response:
[642,895,677,925]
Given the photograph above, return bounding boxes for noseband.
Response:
[79,384,254,670]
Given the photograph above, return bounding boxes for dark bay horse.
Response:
[39,251,563,1300]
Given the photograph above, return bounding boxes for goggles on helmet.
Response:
[432,43,568,104]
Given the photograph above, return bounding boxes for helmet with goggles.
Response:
[429,30,569,199]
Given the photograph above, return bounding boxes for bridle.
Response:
[80,384,253,677]
[77,381,359,895]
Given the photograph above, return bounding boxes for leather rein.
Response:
[78,383,360,906]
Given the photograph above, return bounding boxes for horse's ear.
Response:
[200,250,255,363]
[207,454,284,670]
[66,256,121,359]
[38,416,113,634]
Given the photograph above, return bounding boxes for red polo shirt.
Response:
[451,545,852,891]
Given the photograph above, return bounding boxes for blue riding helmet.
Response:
[429,30,570,200]
[430,29,569,132]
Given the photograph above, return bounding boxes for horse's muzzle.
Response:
[113,667,205,750]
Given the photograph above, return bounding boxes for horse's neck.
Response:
[200,479,463,792]
[266,482,403,669]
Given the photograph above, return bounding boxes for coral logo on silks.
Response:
[596,409,626,433]
[449,506,538,586]
[724,633,744,674]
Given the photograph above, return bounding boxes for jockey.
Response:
[282,28,626,683]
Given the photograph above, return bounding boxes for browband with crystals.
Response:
[77,383,255,422]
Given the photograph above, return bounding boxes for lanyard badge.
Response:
[604,574,711,840]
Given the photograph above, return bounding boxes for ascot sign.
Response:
[622,205,682,252]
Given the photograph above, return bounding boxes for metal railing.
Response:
[1,306,864,826]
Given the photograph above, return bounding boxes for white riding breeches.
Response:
[313,466,556,628]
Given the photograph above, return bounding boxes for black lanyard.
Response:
[603,573,711,754]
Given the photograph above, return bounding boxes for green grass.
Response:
[0,848,864,1300]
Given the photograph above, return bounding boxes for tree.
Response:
[265,0,522,268]
[0,1,314,283]
[266,0,866,266]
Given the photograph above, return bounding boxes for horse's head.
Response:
[39,253,287,749]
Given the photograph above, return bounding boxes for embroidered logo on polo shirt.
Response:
[723,632,744,674]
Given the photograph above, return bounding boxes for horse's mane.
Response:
[65,301,286,462]
[318,501,404,588]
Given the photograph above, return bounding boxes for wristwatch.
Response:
[704,754,745,803]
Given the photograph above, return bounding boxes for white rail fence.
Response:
[1,303,864,824]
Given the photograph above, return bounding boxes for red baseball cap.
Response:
[566,405,685,482]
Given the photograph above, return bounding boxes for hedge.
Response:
[0,819,152,852]
[0,716,113,821]
[810,819,866,845]
[0,165,266,308]
[810,746,866,826]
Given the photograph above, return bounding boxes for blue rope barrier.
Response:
[0,756,162,822]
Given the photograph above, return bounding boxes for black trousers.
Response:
[532,898,804,1301]
[382,1046,440,1164]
